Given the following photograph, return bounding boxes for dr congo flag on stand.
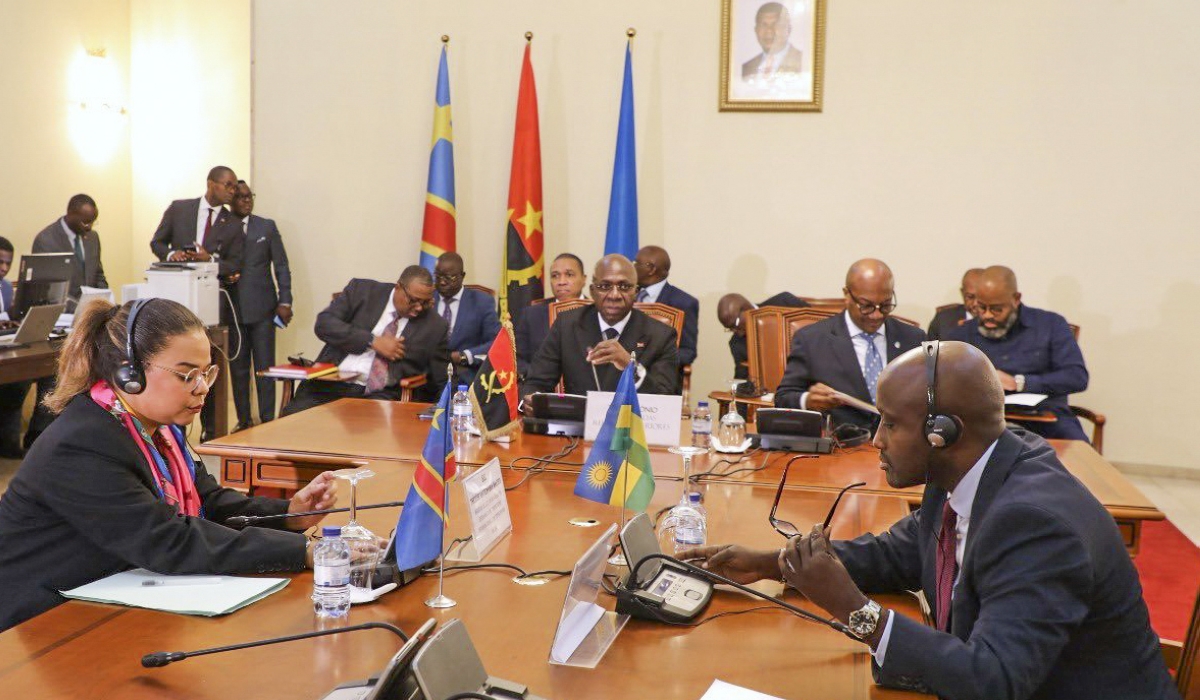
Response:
[393,382,457,571]
[419,44,457,273]
[468,323,521,440]
[574,360,654,512]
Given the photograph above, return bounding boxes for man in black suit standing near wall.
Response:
[280,266,449,416]
[226,182,292,430]
[149,166,242,275]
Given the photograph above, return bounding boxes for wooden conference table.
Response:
[199,399,1162,554]
[0,461,929,699]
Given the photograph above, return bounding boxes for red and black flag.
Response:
[468,323,521,440]
[500,38,544,326]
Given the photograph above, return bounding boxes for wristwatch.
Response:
[1014,374,1026,392]
[847,599,882,639]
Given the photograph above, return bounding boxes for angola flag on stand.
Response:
[603,40,638,260]
[500,40,544,325]
[574,361,655,512]
[467,323,521,440]
[393,382,457,571]
[419,45,457,273]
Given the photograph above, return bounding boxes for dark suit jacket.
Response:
[0,279,11,315]
[741,45,804,78]
[32,219,107,302]
[437,288,501,362]
[835,429,1178,700]
[775,313,926,429]
[0,394,307,632]
[150,198,239,277]
[231,215,292,325]
[730,292,808,380]
[927,304,969,341]
[314,279,450,402]
[656,282,700,366]
[515,301,552,379]
[522,306,681,397]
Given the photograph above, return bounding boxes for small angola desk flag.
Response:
[468,323,521,440]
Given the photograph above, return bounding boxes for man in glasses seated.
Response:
[521,255,681,398]
[926,267,984,341]
[683,342,1177,700]
[280,265,449,416]
[945,265,1089,441]
[432,252,500,386]
[717,291,808,381]
[775,259,925,431]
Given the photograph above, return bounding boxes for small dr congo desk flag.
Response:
[393,382,457,571]
[574,360,654,512]
[468,323,521,440]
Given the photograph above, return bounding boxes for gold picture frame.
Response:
[719,0,826,112]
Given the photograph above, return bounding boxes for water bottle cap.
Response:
[697,401,708,407]
[321,526,342,538]
[457,385,468,392]
[688,491,703,504]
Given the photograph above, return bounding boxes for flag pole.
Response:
[426,363,458,609]
[608,352,636,567]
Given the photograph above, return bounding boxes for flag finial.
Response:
[441,34,450,44]
[525,31,533,42]
[626,27,636,38]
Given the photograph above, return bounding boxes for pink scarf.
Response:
[90,381,202,517]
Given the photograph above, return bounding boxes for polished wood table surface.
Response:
[199,399,1162,553]
[0,462,927,699]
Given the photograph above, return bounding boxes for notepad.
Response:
[1004,392,1049,408]
[699,679,784,700]
[60,568,289,617]
[832,391,880,415]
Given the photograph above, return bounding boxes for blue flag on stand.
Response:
[574,362,655,512]
[393,382,457,571]
[603,42,638,260]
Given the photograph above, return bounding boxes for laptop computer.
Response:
[0,304,67,347]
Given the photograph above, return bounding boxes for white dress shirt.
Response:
[638,279,667,303]
[338,295,409,386]
[195,196,224,248]
[872,439,999,666]
[59,219,81,262]
[800,311,889,410]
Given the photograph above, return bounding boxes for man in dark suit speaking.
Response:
[775,259,925,430]
[685,342,1178,700]
[522,255,680,397]
[280,266,449,416]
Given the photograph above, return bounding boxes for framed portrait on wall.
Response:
[720,0,826,112]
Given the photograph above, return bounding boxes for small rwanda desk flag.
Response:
[393,381,457,572]
[574,360,654,512]
[468,323,521,440]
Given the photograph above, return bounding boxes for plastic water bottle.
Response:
[451,384,474,457]
[312,526,350,618]
[669,493,708,554]
[691,401,712,449]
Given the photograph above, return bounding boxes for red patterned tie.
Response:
[202,208,215,250]
[365,312,399,393]
[935,499,958,632]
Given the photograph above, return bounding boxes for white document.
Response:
[832,391,880,415]
[60,568,289,617]
[1005,392,1049,407]
[699,679,785,700]
[584,391,683,447]
[446,457,512,562]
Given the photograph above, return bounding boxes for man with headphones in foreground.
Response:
[682,341,1177,699]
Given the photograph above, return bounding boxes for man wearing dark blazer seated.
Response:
[522,255,680,397]
[634,245,699,366]
[775,259,925,430]
[685,342,1178,700]
[516,252,587,378]
[32,194,108,306]
[718,291,808,381]
[149,166,242,280]
[926,268,983,341]
[433,252,501,386]
[280,266,450,416]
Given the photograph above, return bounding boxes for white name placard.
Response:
[445,457,512,563]
[584,392,682,448]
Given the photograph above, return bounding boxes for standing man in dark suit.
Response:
[947,266,1090,441]
[515,252,586,378]
[280,266,449,416]
[432,252,501,386]
[775,259,925,430]
[927,268,984,341]
[523,255,680,397]
[226,182,292,430]
[634,245,699,366]
[0,237,28,458]
[32,194,108,306]
[718,291,808,381]
[685,342,1177,700]
[149,166,240,271]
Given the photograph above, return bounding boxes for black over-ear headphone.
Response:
[113,298,152,395]
[923,341,962,448]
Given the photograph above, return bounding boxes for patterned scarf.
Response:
[89,381,203,517]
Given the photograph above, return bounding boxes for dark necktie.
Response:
[935,499,959,632]
[636,289,649,303]
[73,233,85,278]
[602,327,619,341]
[442,297,455,326]
[860,332,883,403]
[202,208,215,250]
[365,312,400,393]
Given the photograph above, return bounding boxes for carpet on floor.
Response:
[1135,518,1200,642]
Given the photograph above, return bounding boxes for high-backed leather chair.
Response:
[464,283,495,299]
[548,298,592,326]
[634,302,689,409]
[745,306,837,394]
[799,296,846,312]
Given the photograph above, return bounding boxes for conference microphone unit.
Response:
[141,621,411,668]
[224,500,405,528]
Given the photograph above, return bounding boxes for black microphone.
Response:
[625,553,853,637]
[225,500,404,528]
[141,621,409,668]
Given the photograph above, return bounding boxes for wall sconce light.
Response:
[68,47,127,164]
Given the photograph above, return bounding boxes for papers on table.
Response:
[699,679,785,700]
[832,391,879,415]
[1004,392,1049,408]
[59,568,289,617]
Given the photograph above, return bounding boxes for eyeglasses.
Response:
[592,282,637,295]
[435,273,463,282]
[844,288,897,316]
[770,457,866,537]
[147,363,220,392]
[397,285,433,309]
[976,302,1013,317]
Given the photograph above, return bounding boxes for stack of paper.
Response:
[60,568,289,617]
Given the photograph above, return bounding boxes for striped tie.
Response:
[860,332,883,403]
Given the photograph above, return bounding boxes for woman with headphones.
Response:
[0,298,340,631]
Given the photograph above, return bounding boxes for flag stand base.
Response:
[425,594,457,609]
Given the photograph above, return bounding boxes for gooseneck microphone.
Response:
[225,500,405,528]
[141,621,409,668]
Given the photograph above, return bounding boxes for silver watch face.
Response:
[848,601,880,638]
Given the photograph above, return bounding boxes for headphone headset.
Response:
[113,298,152,395]
[923,340,962,448]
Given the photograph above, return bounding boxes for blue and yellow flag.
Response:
[603,41,638,260]
[575,362,655,512]
[393,382,457,571]
[420,45,457,273]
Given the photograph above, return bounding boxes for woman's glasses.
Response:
[147,363,220,392]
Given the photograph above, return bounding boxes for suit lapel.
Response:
[884,318,907,362]
[579,307,611,389]
[829,316,871,399]
[959,430,1022,576]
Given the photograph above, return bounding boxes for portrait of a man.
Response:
[721,0,826,111]
[741,2,804,80]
